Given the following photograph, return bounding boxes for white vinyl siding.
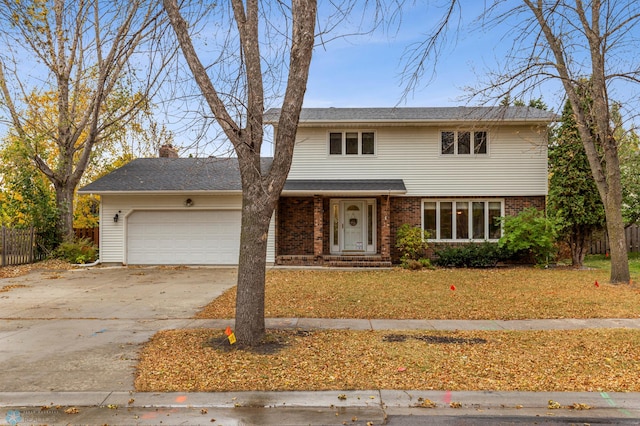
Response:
[289,125,548,196]
[99,194,276,265]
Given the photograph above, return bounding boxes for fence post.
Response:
[1,226,5,267]
[29,226,34,263]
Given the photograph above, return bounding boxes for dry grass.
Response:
[135,328,640,392]
[197,268,640,320]
[140,265,640,392]
[0,259,74,279]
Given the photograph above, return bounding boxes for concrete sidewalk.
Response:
[199,317,640,331]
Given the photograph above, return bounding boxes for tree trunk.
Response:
[569,226,590,268]
[604,191,630,283]
[54,182,75,242]
[234,186,275,345]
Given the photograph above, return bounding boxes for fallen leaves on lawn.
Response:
[135,328,640,393]
[196,268,640,320]
[0,259,74,279]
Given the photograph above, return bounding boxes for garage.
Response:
[126,210,241,265]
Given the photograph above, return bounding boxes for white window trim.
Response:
[327,130,377,157]
[440,130,489,156]
[421,199,504,242]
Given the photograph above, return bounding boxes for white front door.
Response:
[342,200,365,251]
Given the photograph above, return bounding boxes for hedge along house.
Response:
[78,106,556,267]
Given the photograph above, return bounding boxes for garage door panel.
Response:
[127,210,241,265]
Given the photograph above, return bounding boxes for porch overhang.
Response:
[282,179,406,196]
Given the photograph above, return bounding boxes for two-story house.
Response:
[78,106,555,266]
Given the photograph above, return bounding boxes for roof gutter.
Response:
[77,190,245,196]
[281,189,407,196]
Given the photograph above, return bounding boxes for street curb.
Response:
[1,390,639,412]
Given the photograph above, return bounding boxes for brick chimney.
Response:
[159,144,179,158]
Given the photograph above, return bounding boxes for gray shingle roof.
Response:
[79,158,408,195]
[264,106,557,124]
[79,157,273,193]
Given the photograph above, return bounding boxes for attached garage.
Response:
[127,210,241,265]
[78,156,275,266]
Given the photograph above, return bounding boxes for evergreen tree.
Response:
[548,99,605,266]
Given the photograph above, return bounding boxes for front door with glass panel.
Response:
[331,199,376,254]
[343,201,365,251]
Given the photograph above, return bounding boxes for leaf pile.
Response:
[0,259,73,279]
[196,268,640,320]
[135,328,640,393]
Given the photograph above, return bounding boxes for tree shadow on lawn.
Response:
[204,329,487,355]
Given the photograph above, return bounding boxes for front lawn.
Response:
[584,252,640,276]
[137,259,640,393]
[135,328,640,392]
[197,266,640,320]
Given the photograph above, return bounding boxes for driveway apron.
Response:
[0,266,237,392]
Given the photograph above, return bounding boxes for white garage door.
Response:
[127,210,241,265]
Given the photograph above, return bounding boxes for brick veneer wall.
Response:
[276,197,314,256]
[276,195,546,263]
[389,195,546,263]
[504,196,546,216]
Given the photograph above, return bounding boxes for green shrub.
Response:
[395,224,429,262]
[498,208,558,265]
[53,238,98,264]
[396,224,432,269]
[433,242,506,268]
[400,258,433,270]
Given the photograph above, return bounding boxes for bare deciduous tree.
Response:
[405,0,637,283]
[164,0,316,345]
[0,0,168,241]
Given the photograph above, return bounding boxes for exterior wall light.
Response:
[113,213,119,223]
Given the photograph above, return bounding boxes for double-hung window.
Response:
[441,131,488,155]
[422,200,503,241]
[329,131,375,156]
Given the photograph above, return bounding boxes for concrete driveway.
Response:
[0,266,237,392]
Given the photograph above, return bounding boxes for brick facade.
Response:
[276,195,545,265]
[276,197,314,256]
[504,196,546,216]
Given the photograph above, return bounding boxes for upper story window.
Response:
[441,131,488,155]
[329,131,375,156]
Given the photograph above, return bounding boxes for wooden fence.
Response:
[1,226,44,267]
[589,224,640,255]
[74,227,99,247]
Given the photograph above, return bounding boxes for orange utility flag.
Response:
[594,281,600,288]
[450,285,456,291]
[225,326,232,336]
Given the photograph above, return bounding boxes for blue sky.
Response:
[301,2,563,110]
